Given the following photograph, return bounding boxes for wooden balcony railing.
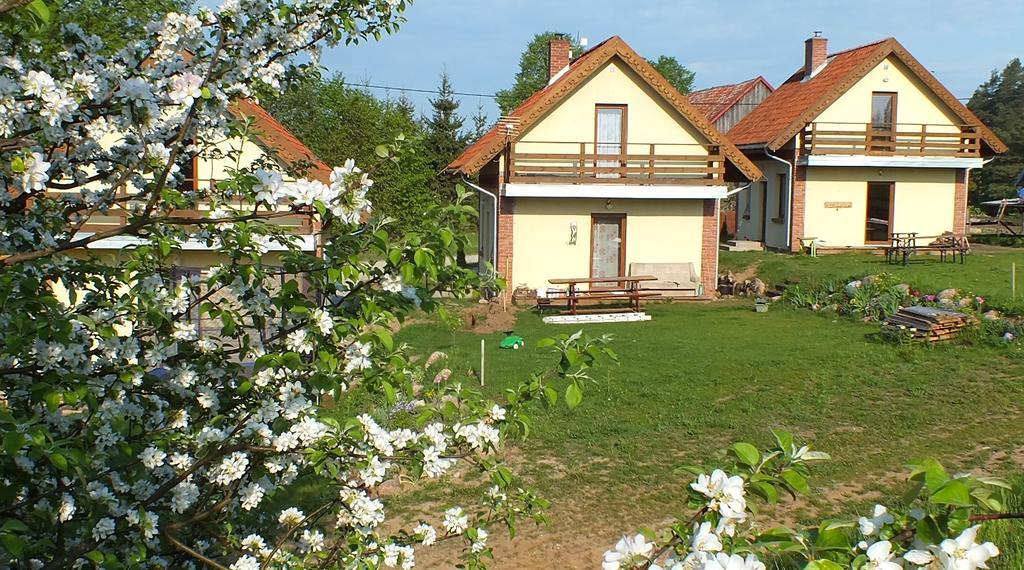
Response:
[507,142,725,185]
[801,123,982,158]
[47,186,316,235]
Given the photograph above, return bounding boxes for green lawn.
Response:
[390,250,1024,567]
[720,248,1024,310]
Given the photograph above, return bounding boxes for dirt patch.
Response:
[731,259,763,283]
[462,300,522,334]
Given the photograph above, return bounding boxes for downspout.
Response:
[764,145,794,251]
[461,176,498,278]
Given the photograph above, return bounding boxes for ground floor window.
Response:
[774,173,787,221]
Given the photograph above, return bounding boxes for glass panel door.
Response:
[865,182,893,243]
[595,106,625,178]
[591,214,624,287]
[871,93,896,153]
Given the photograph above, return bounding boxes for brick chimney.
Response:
[804,32,828,78]
[548,37,571,81]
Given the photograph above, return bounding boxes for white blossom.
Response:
[602,534,654,570]
[20,152,51,192]
[442,507,468,535]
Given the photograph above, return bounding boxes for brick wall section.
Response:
[548,39,571,80]
[496,196,515,296]
[790,164,807,252]
[701,199,720,295]
[953,168,969,237]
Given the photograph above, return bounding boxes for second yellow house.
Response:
[447,36,761,297]
[728,35,1007,251]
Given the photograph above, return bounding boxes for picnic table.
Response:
[885,232,969,265]
[542,275,661,315]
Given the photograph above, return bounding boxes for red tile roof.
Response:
[728,40,886,148]
[447,36,763,181]
[446,37,614,174]
[229,99,332,182]
[689,76,773,123]
[728,38,1007,154]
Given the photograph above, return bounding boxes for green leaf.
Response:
[1,519,28,533]
[916,515,943,544]
[749,481,779,504]
[804,561,844,570]
[49,452,68,471]
[815,521,850,550]
[0,533,26,557]
[375,144,390,158]
[781,469,810,495]
[3,432,25,456]
[910,458,950,490]
[381,381,397,405]
[565,382,582,409]
[732,442,760,467]
[543,386,558,407]
[200,86,212,100]
[85,550,105,563]
[931,479,972,507]
[772,429,794,453]
[375,328,393,351]
[535,338,556,348]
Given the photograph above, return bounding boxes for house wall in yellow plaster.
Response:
[803,167,956,247]
[195,136,291,187]
[516,59,712,155]
[814,55,961,129]
[510,198,703,290]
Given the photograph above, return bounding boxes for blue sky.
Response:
[320,0,1022,123]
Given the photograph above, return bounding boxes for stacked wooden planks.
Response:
[883,306,978,342]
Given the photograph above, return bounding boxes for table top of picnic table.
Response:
[548,275,657,285]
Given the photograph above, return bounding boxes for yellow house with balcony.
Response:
[70,98,328,273]
[728,35,1007,251]
[447,36,762,297]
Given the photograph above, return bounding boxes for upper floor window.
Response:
[595,105,627,178]
[871,92,896,132]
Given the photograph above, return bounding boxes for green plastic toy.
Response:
[499,333,525,350]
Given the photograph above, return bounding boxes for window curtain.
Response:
[596,108,622,178]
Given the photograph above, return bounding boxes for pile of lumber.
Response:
[883,306,977,342]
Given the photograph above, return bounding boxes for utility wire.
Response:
[350,82,498,99]
[350,80,1024,105]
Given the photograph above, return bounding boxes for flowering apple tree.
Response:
[604,430,1019,570]
[0,0,618,568]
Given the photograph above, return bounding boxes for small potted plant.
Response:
[754,296,769,313]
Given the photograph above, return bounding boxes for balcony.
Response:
[801,122,982,158]
[507,141,725,186]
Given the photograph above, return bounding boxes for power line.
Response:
[350,80,1024,105]
[350,82,498,99]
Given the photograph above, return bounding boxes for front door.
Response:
[865,182,894,243]
[595,105,626,178]
[591,214,626,287]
